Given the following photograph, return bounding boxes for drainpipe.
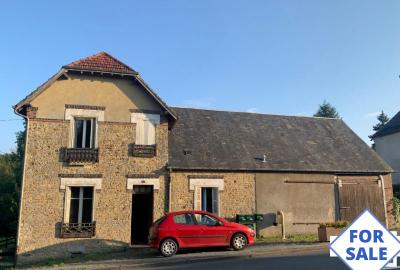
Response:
[13,106,29,259]
[168,167,172,213]
[277,210,286,240]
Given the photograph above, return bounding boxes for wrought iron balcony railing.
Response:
[60,222,96,238]
[131,144,156,157]
[64,148,99,163]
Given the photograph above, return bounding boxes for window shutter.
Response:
[132,113,159,145]
[194,186,202,210]
[212,188,219,215]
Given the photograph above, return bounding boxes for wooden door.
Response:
[338,176,386,224]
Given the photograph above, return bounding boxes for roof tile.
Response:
[63,52,137,74]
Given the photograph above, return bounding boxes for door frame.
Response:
[130,185,154,245]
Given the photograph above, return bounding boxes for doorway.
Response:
[131,185,154,244]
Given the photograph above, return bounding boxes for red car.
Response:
[148,210,255,257]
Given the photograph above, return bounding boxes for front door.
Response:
[131,185,153,244]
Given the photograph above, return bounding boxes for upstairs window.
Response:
[131,113,160,145]
[74,118,96,148]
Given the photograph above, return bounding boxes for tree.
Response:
[0,121,26,237]
[314,100,340,118]
[372,111,390,133]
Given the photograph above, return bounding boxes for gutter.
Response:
[13,107,29,259]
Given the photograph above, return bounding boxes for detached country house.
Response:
[14,52,394,264]
[372,111,400,191]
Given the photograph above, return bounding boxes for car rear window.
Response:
[154,215,167,225]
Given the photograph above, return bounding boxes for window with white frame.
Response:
[69,187,94,224]
[201,187,219,214]
[131,113,160,145]
[74,118,96,148]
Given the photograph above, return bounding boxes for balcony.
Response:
[60,222,96,238]
[131,144,156,157]
[64,148,99,164]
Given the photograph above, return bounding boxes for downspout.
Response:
[168,167,172,213]
[13,106,29,259]
[379,175,389,228]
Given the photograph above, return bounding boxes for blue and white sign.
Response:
[330,209,400,270]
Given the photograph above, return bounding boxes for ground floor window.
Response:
[69,187,93,223]
[201,187,218,214]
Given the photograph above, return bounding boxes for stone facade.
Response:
[170,171,256,220]
[17,118,169,264]
[15,54,395,265]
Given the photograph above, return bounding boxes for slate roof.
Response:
[63,52,138,75]
[371,111,400,139]
[168,107,392,173]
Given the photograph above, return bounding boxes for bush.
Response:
[392,197,400,224]
[319,220,349,228]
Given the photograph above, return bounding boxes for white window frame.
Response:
[65,108,104,148]
[69,187,94,223]
[130,113,160,145]
[189,178,224,216]
[73,117,96,148]
[201,187,219,215]
[60,177,102,224]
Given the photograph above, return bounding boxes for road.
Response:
[134,253,348,270]
[31,244,355,270]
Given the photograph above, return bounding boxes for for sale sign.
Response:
[330,209,400,270]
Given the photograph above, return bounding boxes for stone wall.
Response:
[17,118,168,264]
[170,171,255,220]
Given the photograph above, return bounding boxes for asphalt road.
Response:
[135,253,348,270]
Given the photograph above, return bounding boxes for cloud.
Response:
[246,107,258,113]
[363,111,380,118]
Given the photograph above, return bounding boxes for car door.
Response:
[194,213,230,246]
[173,213,200,247]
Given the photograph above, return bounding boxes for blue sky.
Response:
[0,1,399,153]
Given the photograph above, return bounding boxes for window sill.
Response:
[64,148,99,164]
[60,222,96,238]
[130,144,156,157]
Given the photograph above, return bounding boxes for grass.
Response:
[256,233,319,244]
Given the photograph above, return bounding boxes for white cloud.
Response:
[363,111,380,118]
[246,107,258,113]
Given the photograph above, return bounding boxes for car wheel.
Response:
[231,233,247,251]
[160,238,178,257]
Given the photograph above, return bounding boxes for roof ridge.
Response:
[63,52,138,74]
[171,106,341,121]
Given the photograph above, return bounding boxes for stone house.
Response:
[371,111,400,193]
[14,52,394,264]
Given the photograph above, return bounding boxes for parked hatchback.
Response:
[148,210,255,257]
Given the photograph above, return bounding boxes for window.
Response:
[74,118,96,148]
[201,187,219,214]
[69,187,93,223]
[194,213,220,226]
[173,214,196,225]
[131,113,160,145]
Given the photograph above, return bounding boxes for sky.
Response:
[0,1,399,153]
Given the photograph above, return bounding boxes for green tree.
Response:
[314,100,340,118]
[0,121,26,237]
[372,111,390,133]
